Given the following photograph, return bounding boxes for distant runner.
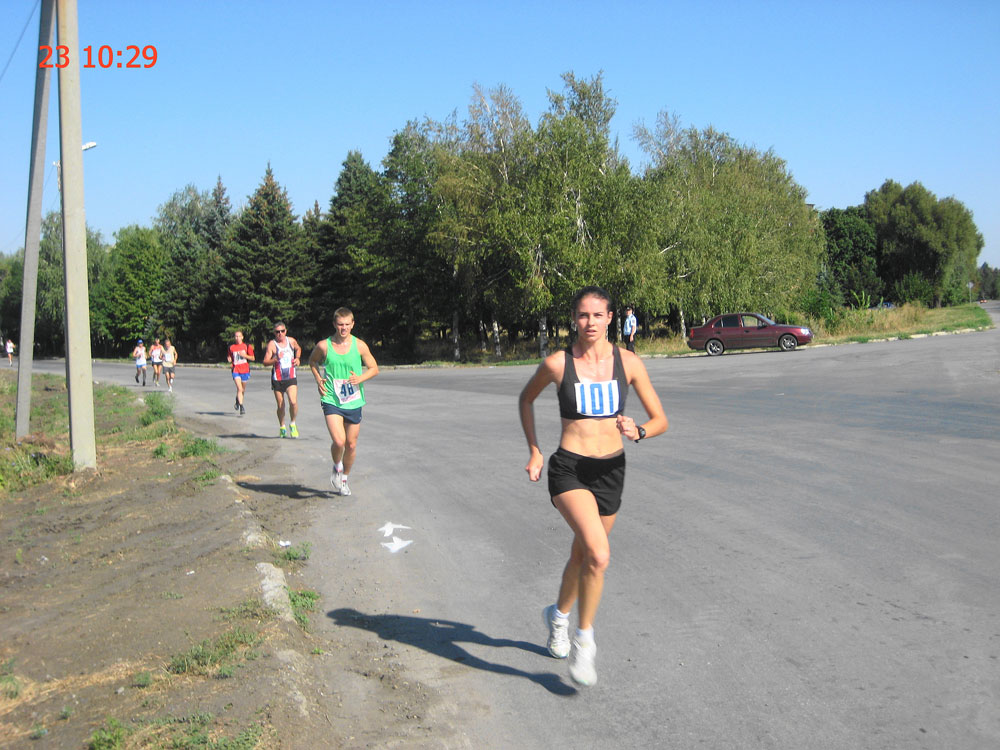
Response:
[5,338,14,367]
[262,321,302,438]
[131,339,147,386]
[162,338,178,392]
[308,307,379,496]
[149,338,165,387]
[227,330,254,416]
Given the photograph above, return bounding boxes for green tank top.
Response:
[321,336,366,409]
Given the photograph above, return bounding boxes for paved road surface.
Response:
[37,306,1000,748]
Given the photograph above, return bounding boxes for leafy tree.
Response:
[635,114,823,327]
[978,263,998,300]
[9,211,111,355]
[865,180,983,306]
[217,166,307,350]
[377,123,453,356]
[154,184,221,354]
[92,225,163,350]
[820,206,882,303]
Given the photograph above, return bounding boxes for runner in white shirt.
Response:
[262,322,302,438]
[131,340,148,386]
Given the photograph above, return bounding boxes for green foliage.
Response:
[865,180,982,307]
[218,166,310,352]
[820,206,882,303]
[167,627,261,675]
[277,541,311,562]
[92,225,164,349]
[635,113,824,322]
[1,659,21,699]
[893,271,934,306]
[132,671,152,688]
[2,77,987,358]
[221,599,275,622]
[139,391,173,426]
[154,181,231,358]
[178,435,222,458]
[88,718,129,749]
[287,588,320,630]
[978,263,998,299]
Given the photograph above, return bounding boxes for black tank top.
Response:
[557,346,628,420]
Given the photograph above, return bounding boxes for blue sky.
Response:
[2,0,998,268]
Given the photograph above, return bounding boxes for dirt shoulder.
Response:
[0,395,442,748]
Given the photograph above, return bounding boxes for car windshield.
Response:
[758,315,776,325]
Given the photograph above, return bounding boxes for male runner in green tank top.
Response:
[308,307,379,496]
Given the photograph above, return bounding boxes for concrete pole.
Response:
[56,0,97,469]
[15,0,56,440]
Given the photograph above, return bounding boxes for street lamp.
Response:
[53,141,97,190]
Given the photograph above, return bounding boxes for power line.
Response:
[0,0,41,88]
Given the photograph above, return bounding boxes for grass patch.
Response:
[179,434,223,458]
[193,468,221,486]
[221,599,275,623]
[276,541,311,563]
[88,718,129,749]
[132,671,153,688]
[166,627,262,676]
[1,659,21,699]
[92,712,263,746]
[287,588,320,630]
[152,442,170,458]
[139,391,173,426]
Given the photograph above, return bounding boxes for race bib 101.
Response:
[574,379,620,417]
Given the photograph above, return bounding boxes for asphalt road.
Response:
[36,306,1000,749]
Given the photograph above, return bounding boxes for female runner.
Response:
[518,286,668,687]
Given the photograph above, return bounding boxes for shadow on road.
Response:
[237,481,334,500]
[327,607,576,696]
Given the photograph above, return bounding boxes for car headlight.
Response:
[800,328,811,335]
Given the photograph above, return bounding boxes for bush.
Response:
[893,272,934,306]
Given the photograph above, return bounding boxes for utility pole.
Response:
[16,0,55,440]
[56,0,97,468]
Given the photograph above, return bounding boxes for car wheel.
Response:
[706,339,724,356]
[779,334,797,351]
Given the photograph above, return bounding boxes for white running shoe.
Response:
[569,637,597,687]
[331,469,343,493]
[543,605,570,659]
[340,477,351,496]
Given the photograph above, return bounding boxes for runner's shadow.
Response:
[237,481,331,500]
[328,607,575,696]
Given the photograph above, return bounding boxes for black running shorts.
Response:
[547,447,625,516]
[271,377,297,392]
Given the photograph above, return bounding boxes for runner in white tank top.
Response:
[262,322,302,438]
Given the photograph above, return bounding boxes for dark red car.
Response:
[687,313,813,356]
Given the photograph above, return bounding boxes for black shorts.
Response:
[321,401,362,424]
[547,447,625,516]
[271,377,297,392]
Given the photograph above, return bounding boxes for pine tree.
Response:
[217,166,306,351]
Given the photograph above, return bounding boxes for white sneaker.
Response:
[331,468,343,493]
[340,477,351,496]
[542,605,570,659]
[569,637,597,687]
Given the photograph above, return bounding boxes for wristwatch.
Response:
[634,425,646,443]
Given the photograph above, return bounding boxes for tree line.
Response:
[0,72,992,362]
